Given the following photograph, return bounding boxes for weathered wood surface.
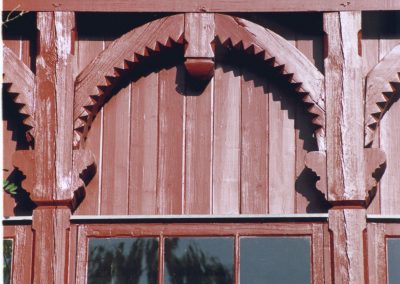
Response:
[5,0,400,12]
[32,207,71,283]
[74,14,184,144]
[329,209,366,284]
[3,45,35,135]
[3,225,34,284]
[184,13,215,79]
[215,14,326,150]
[365,44,400,146]
[323,12,365,201]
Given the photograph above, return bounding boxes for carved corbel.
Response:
[184,13,215,80]
[305,148,386,205]
[12,149,95,208]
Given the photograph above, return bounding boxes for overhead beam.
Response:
[4,0,400,12]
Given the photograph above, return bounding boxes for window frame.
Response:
[72,219,327,284]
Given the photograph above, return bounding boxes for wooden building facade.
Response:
[2,1,400,283]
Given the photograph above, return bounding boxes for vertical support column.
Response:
[31,12,76,283]
[324,12,365,202]
[324,12,367,284]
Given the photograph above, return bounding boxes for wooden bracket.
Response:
[184,13,215,80]
[305,148,386,205]
[12,149,96,208]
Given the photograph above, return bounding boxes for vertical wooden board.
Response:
[295,39,318,213]
[212,66,241,214]
[100,85,131,215]
[240,73,268,214]
[157,66,185,215]
[4,40,22,60]
[129,72,159,215]
[3,124,17,216]
[74,39,106,215]
[268,84,296,214]
[380,99,400,214]
[378,37,400,214]
[185,78,213,214]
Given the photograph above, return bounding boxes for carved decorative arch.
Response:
[74,13,326,149]
[3,45,35,139]
[364,44,400,146]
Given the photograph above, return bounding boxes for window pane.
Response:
[87,237,158,284]
[164,237,234,284]
[240,237,311,284]
[388,238,400,284]
[3,239,13,284]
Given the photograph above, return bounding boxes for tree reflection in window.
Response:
[87,238,158,284]
[3,239,13,284]
[164,237,234,284]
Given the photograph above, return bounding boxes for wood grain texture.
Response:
[213,66,241,214]
[32,207,71,284]
[185,78,213,214]
[365,44,400,146]
[324,12,365,201]
[4,225,34,284]
[184,13,214,58]
[328,209,366,284]
[3,45,35,135]
[74,39,105,215]
[240,73,268,214]
[100,85,131,214]
[74,14,184,143]
[157,66,185,214]
[215,14,326,150]
[129,72,159,214]
[5,0,400,12]
[268,84,296,214]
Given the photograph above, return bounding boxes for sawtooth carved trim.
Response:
[74,14,185,145]
[74,14,326,150]
[215,14,326,150]
[365,44,400,146]
[3,45,35,139]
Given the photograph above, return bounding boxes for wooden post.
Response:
[11,12,94,283]
[322,12,381,284]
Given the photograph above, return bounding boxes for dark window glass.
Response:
[164,237,234,284]
[240,237,311,284]
[87,237,158,284]
[3,239,13,284]
[388,238,400,284]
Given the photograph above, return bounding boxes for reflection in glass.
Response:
[164,237,234,284]
[388,238,400,284]
[3,239,13,284]
[240,237,311,284]
[87,237,158,284]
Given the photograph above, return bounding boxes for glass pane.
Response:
[388,238,400,284]
[164,237,234,284]
[3,239,13,284]
[87,237,158,284]
[240,237,311,284]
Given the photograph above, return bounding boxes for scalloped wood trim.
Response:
[214,14,326,150]
[73,14,185,145]
[3,45,35,137]
[365,44,400,146]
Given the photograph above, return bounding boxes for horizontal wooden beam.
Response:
[4,0,400,12]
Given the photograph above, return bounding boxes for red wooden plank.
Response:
[213,65,241,214]
[184,78,213,214]
[100,85,131,214]
[74,39,105,215]
[240,72,268,214]
[157,66,185,214]
[129,72,159,214]
[268,84,296,214]
[5,0,400,12]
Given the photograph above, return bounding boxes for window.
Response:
[387,238,400,284]
[75,221,324,283]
